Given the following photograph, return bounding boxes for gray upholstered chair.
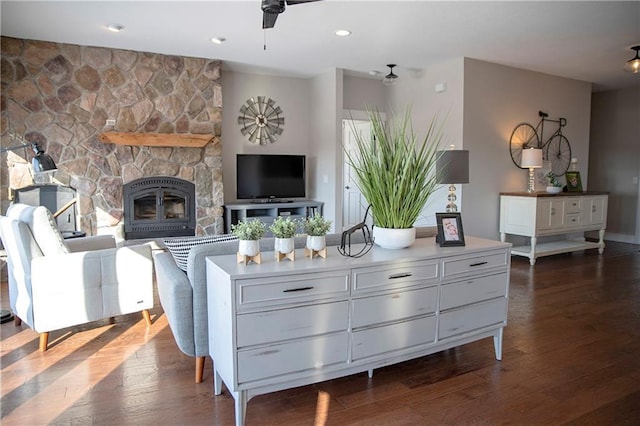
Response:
[154,226,436,383]
[0,203,154,351]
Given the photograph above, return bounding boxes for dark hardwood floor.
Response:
[2,241,639,425]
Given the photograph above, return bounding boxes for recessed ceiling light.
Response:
[106,24,124,33]
[211,37,227,45]
[335,30,351,37]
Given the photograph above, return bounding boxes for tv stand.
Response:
[250,199,293,204]
[224,200,324,235]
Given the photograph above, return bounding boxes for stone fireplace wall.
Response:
[1,36,224,237]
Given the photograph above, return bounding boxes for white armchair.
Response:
[0,203,154,351]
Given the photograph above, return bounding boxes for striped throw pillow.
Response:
[163,234,238,271]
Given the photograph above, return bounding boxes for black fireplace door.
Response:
[123,177,196,239]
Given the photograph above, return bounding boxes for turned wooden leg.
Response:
[141,309,152,327]
[196,356,205,383]
[39,332,49,352]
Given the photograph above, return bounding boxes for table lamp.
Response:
[436,148,469,212]
[521,148,542,193]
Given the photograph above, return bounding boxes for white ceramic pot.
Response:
[546,186,562,194]
[238,239,260,257]
[306,235,326,251]
[274,237,295,254]
[373,227,416,249]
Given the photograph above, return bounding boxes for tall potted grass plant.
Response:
[345,107,444,248]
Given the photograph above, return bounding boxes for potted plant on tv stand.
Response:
[345,107,444,249]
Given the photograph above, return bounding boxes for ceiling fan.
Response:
[262,0,322,29]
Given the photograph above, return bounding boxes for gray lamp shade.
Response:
[436,150,469,184]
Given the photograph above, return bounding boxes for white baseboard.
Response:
[603,232,640,244]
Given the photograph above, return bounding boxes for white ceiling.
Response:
[1,1,639,92]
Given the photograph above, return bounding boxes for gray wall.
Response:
[221,58,612,242]
[463,58,592,239]
[220,71,311,204]
[589,87,640,243]
[309,69,342,232]
[343,74,386,112]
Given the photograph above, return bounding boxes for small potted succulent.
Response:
[302,213,332,251]
[269,216,298,255]
[231,219,266,257]
[546,171,563,194]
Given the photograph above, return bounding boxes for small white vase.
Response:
[306,235,326,251]
[238,240,260,257]
[274,237,295,254]
[373,227,416,249]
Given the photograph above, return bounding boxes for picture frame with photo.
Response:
[565,171,583,192]
[436,212,465,247]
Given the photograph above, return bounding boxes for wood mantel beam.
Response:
[99,132,213,148]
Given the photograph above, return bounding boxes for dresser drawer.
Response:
[237,301,348,347]
[441,250,508,279]
[351,286,438,328]
[352,315,437,360]
[237,332,348,383]
[236,270,349,309]
[565,198,581,213]
[439,298,507,339]
[565,213,582,228]
[352,260,438,293]
[440,272,508,310]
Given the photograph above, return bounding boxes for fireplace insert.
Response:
[123,177,196,240]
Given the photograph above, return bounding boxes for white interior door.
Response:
[342,120,372,230]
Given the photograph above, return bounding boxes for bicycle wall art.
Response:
[509,111,572,178]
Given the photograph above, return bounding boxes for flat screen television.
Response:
[236,154,306,201]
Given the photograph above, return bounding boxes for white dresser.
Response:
[499,192,608,265]
[206,237,511,426]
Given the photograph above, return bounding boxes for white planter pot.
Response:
[274,237,295,254]
[306,235,326,251]
[238,240,260,257]
[373,227,416,249]
[546,186,562,194]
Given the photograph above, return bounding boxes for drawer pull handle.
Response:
[283,286,314,293]
[469,261,488,267]
[389,273,412,279]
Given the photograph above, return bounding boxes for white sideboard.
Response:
[499,192,608,266]
[206,237,511,426]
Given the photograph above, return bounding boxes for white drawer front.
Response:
[237,333,348,383]
[565,213,582,228]
[237,301,348,347]
[236,271,349,308]
[352,315,437,360]
[352,260,438,293]
[351,286,438,328]
[440,273,508,310]
[564,198,581,213]
[439,298,507,339]
[441,250,508,278]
